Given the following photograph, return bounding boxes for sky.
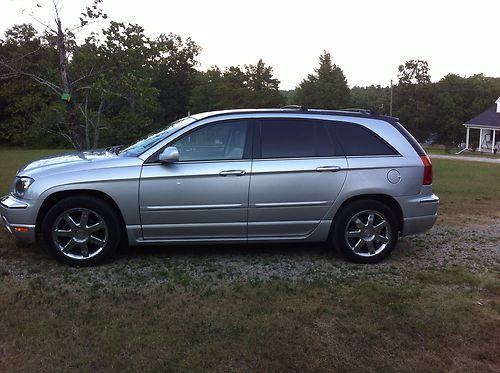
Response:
[1,0,499,90]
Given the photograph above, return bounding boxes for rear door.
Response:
[248,118,347,238]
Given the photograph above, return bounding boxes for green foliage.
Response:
[91,21,161,144]
[393,60,433,141]
[398,60,431,85]
[350,85,391,113]
[189,59,285,114]
[393,61,500,143]
[244,59,284,108]
[153,33,201,124]
[0,24,61,147]
[292,51,350,109]
[1,19,499,149]
[431,74,500,144]
[0,20,202,148]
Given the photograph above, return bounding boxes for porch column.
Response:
[493,130,497,153]
[479,128,483,151]
[465,127,470,149]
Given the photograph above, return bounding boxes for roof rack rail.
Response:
[340,108,379,115]
[281,105,308,111]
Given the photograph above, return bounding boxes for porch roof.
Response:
[464,104,500,128]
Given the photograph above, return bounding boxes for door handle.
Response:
[316,166,341,172]
[219,170,246,176]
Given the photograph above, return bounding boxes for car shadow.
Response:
[117,241,341,261]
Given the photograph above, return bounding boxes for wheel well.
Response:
[334,194,403,232]
[35,190,127,238]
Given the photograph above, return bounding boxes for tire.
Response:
[40,196,121,266]
[332,199,399,264]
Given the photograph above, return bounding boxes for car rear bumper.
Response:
[402,214,438,235]
[0,195,37,242]
[396,190,439,236]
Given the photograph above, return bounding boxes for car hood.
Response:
[17,149,129,177]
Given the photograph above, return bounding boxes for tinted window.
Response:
[316,123,337,157]
[331,122,396,156]
[172,121,248,161]
[261,119,339,158]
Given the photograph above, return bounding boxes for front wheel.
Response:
[40,196,121,266]
[333,200,399,263]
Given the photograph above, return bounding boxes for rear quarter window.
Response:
[330,122,397,156]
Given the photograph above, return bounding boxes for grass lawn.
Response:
[0,148,70,195]
[0,148,499,372]
[432,158,500,225]
[1,270,498,371]
[426,147,500,159]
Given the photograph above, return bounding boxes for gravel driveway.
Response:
[1,221,499,288]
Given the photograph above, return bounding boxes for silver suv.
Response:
[0,108,438,265]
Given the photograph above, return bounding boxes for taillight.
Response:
[420,155,432,185]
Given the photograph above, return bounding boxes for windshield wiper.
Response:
[106,145,124,155]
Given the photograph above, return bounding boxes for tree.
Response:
[69,23,200,147]
[188,67,224,113]
[189,59,284,113]
[397,60,431,85]
[91,21,161,145]
[432,74,500,144]
[0,0,107,149]
[153,34,201,124]
[244,59,284,108]
[0,24,59,146]
[292,51,350,109]
[394,59,433,141]
[350,85,391,114]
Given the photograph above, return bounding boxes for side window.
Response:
[260,119,340,158]
[316,122,338,157]
[172,121,249,161]
[330,122,397,156]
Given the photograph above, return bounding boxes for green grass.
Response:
[427,147,500,159]
[425,148,453,155]
[0,148,70,195]
[1,272,499,372]
[432,158,500,224]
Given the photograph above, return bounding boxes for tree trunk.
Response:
[55,17,85,149]
[84,93,90,148]
[93,95,104,148]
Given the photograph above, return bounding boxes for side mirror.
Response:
[158,146,179,163]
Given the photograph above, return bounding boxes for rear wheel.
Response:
[333,200,398,263]
[41,196,121,265]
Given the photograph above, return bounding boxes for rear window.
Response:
[260,119,341,158]
[330,122,397,156]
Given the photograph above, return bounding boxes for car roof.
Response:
[190,108,398,123]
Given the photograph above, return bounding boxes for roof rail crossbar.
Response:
[341,108,379,115]
[281,105,308,111]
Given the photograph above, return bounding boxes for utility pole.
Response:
[390,80,393,116]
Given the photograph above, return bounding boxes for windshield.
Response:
[120,116,197,157]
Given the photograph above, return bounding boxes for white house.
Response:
[463,97,500,153]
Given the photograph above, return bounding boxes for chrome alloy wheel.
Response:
[51,208,108,260]
[344,210,391,257]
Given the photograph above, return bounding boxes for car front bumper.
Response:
[0,195,37,242]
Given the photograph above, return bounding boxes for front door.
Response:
[139,119,253,241]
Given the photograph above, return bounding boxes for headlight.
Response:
[13,177,34,199]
